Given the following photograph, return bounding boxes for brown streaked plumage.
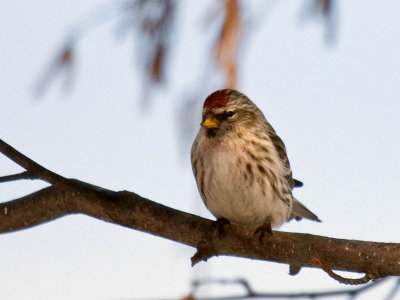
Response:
[191,89,320,229]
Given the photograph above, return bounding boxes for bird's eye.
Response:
[226,111,235,117]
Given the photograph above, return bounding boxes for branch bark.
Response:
[1,139,400,283]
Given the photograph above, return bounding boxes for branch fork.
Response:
[1,138,399,284]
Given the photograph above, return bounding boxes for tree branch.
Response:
[1,139,400,282]
[186,277,392,299]
[0,171,38,183]
[0,139,115,198]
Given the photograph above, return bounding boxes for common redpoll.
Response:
[191,89,320,232]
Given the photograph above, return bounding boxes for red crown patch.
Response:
[203,90,229,108]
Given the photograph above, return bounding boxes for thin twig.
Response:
[313,257,375,285]
[1,139,400,281]
[191,278,256,297]
[0,171,38,183]
[0,139,113,199]
[0,139,69,186]
[116,277,391,300]
[187,277,389,300]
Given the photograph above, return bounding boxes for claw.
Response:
[254,221,272,243]
[211,217,231,239]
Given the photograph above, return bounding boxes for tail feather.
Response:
[290,198,321,222]
[293,179,303,188]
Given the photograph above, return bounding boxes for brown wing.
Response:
[266,124,298,189]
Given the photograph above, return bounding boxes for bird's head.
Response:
[201,89,263,138]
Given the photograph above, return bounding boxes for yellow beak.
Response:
[202,116,219,129]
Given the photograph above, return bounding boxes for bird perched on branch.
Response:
[191,89,320,237]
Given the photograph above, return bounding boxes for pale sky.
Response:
[1,1,400,299]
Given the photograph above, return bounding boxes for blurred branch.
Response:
[33,0,175,104]
[33,42,75,98]
[215,0,240,89]
[1,138,399,284]
[384,277,400,300]
[184,277,393,299]
[32,0,339,107]
[300,0,338,44]
[33,3,121,98]
[119,0,174,84]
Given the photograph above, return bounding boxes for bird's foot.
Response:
[211,217,231,239]
[254,221,272,243]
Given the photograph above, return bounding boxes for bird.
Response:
[191,89,320,236]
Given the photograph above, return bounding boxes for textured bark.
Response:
[1,185,399,279]
[1,138,400,282]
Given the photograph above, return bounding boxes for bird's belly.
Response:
[201,149,290,228]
